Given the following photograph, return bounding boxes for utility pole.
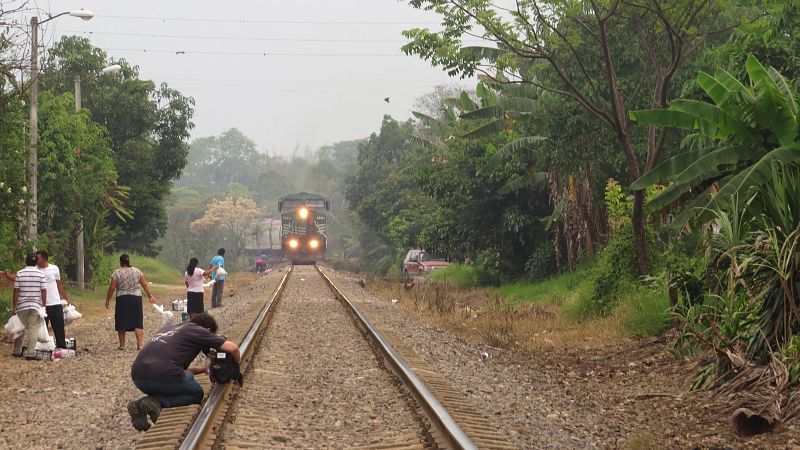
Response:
[25,9,94,245]
[74,75,85,289]
[26,16,38,244]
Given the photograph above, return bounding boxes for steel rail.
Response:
[178,266,293,450]
[315,265,478,450]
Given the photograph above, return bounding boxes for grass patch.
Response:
[111,252,183,285]
[498,269,592,307]
[429,264,479,288]
[615,286,671,338]
[0,292,11,324]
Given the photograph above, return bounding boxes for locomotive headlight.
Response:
[298,207,309,219]
[309,239,319,249]
[288,239,299,249]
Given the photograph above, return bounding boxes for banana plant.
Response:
[630,55,800,226]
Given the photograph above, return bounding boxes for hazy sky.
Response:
[34,0,475,155]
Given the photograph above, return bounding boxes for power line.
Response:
[98,15,439,25]
[102,47,406,57]
[59,29,418,44]
[146,77,455,84]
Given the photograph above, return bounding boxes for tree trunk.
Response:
[632,189,650,275]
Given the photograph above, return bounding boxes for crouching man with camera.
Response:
[128,312,240,431]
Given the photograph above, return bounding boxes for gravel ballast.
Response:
[218,265,425,448]
[325,269,799,449]
[0,270,282,450]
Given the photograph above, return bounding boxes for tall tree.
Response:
[42,36,195,255]
[402,0,740,274]
[35,91,119,277]
[178,128,265,190]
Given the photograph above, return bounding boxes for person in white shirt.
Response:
[184,257,218,318]
[36,250,70,349]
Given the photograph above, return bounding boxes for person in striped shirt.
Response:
[11,252,47,359]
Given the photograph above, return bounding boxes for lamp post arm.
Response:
[39,11,71,25]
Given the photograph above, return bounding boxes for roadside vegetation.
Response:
[341,0,800,434]
[0,0,798,437]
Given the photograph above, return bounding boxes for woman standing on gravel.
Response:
[105,254,157,350]
[184,257,218,318]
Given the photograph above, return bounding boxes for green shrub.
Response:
[473,250,505,286]
[91,252,116,287]
[782,336,800,383]
[524,242,557,282]
[590,223,660,315]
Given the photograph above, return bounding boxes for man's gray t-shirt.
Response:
[131,322,226,381]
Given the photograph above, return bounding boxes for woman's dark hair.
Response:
[190,312,218,333]
[120,254,130,267]
[186,257,199,276]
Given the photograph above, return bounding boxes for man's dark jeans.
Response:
[211,279,225,307]
[45,304,67,349]
[133,370,204,408]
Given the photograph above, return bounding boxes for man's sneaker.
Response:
[127,398,150,431]
[139,395,162,423]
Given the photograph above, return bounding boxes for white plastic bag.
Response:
[35,335,55,352]
[37,320,50,343]
[216,267,227,276]
[37,307,47,318]
[152,304,174,326]
[4,315,24,340]
[63,304,82,325]
[203,279,215,288]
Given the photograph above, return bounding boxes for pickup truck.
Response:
[402,250,450,280]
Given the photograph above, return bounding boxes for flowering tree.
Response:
[190,197,260,264]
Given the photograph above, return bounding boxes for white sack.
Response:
[35,336,55,352]
[216,267,227,276]
[4,315,24,340]
[63,304,82,325]
[37,320,50,343]
[152,304,174,326]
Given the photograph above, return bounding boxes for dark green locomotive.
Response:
[279,192,329,265]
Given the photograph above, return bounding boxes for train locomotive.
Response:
[279,192,329,265]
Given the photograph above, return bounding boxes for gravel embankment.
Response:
[218,265,425,448]
[0,270,282,450]
[324,269,799,450]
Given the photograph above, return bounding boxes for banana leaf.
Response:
[486,136,546,167]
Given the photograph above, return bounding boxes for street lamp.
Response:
[26,9,94,244]
[73,63,120,289]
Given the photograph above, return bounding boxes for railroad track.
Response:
[136,265,515,450]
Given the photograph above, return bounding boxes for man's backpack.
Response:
[209,349,244,385]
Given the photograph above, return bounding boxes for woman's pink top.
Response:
[184,267,205,293]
